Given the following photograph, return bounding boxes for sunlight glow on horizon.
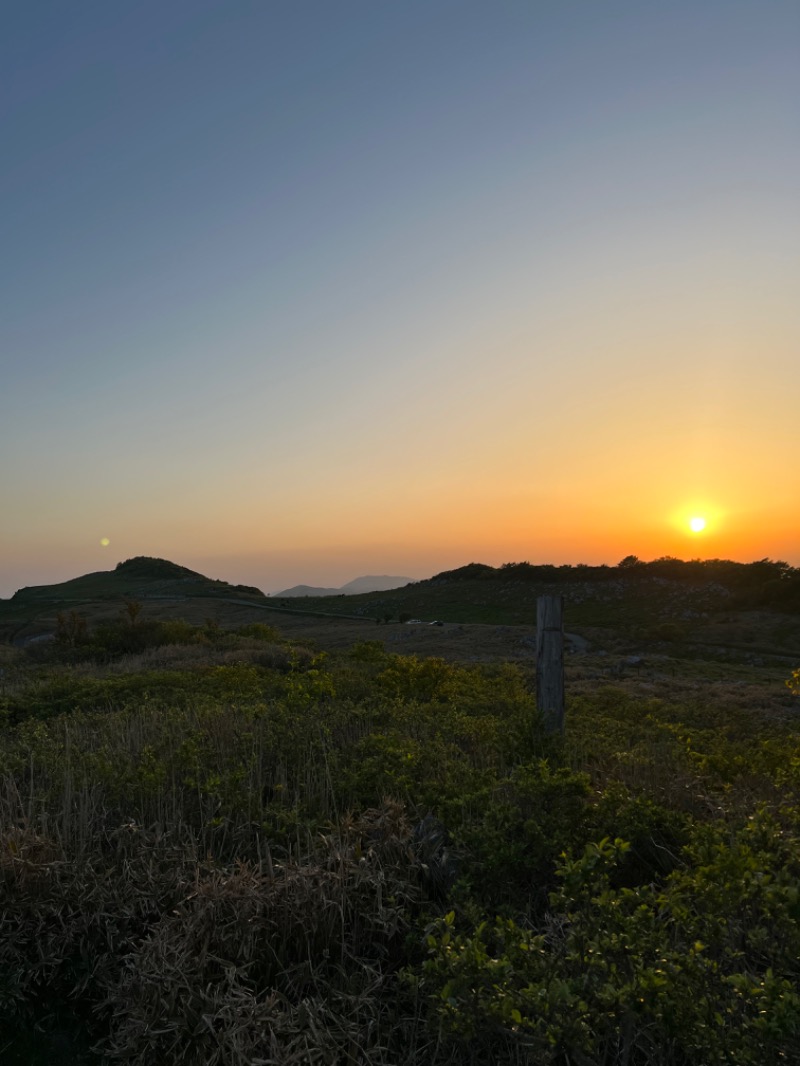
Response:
[1,2,798,598]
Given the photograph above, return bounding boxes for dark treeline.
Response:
[427,557,800,611]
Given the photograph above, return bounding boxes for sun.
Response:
[689,516,706,533]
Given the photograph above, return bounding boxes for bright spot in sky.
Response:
[689,517,706,533]
[100,537,110,547]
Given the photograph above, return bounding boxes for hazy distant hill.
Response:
[274,584,342,598]
[275,575,413,598]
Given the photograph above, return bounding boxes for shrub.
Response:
[55,611,89,647]
[418,819,800,1064]
[235,622,281,642]
[446,760,592,912]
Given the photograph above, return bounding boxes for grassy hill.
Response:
[0,556,265,644]
[269,558,800,659]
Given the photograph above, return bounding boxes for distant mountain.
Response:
[274,585,342,598]
[274,575,413,598]
[339,575,413,594]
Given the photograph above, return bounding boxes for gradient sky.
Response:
[2,0,798,597]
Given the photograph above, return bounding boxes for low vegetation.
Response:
[281,557,800,646]
[1,566,799,1063]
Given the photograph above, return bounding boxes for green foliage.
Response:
[87,617,200,657]
[418,819,800,1063]
[348,640,387,662]
[5,661,278,725]
[378,655,457,702]
[1,635,800,1063]
[444,760,592,912]
[588,782,689,885]
[234,621,281,642]
[6,671,195,723]
[375,654,530,713]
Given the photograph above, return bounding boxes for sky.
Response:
[2,0,798,597]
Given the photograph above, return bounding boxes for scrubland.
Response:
[1,611,799,1064]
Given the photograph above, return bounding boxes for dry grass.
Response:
[0,822,194,1029]
[101,804,426,1064]
[0,804,441,1065]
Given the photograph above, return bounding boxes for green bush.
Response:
[235,622,282,642]
[418,819,800,1064]
[445,760,591,912]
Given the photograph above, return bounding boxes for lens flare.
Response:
[100,537,110,547]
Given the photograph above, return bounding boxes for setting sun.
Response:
[1,1,799,604]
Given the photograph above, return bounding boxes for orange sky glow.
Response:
[1,2,798,598]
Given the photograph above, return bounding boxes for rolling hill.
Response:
[2,555,799,664]
[0,556,265,644]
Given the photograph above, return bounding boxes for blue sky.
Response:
[2,1,798,596]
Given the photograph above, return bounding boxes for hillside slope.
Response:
[0,556,265,643]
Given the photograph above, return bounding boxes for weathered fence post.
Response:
[536,595,565,734]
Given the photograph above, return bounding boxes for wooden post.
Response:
[536,595,565,734]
